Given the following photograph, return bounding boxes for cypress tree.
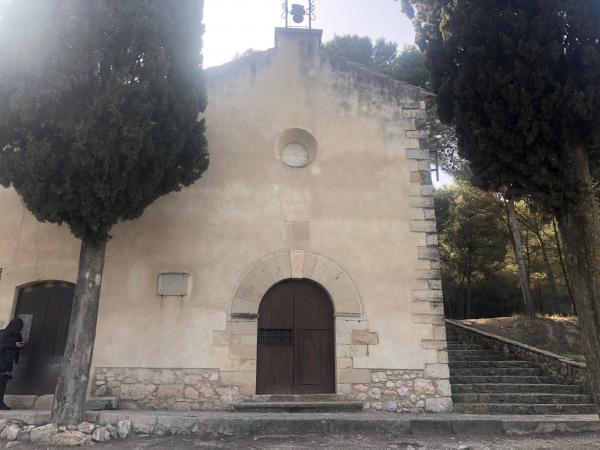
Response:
[0,0,208,424]
[401,0,600,407]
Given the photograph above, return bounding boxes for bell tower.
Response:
[282,1,316,29]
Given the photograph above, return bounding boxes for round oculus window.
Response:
[280,142,310,167]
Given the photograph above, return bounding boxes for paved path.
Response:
[5,431,600,449]
[0,410,599,436]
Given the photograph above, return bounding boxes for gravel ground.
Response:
[4,432,600,449]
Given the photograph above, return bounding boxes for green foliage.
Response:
[385,44,430,89]
[437,182,573,318]
[402,0,600,212]
[325,35,375,67]
[0,0,209,243]
[426,102,469,179]
[436,182,510,317]
[325,35,430,89]
[438,183,507,279]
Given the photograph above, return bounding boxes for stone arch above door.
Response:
[230,250,363,319]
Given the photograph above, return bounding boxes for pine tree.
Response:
[0,0,209,424]
[402,0,600,408]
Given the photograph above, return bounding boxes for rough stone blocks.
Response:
[339,368,371,384]
[351,330,379,345]
[424,363,450,379]
[406,149,431,160]
[417,246,440,261]
[406,129,429,139]
[410,220,437,233]
[403,109,427,120]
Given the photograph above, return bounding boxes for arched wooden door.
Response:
[8,281,74,395]
[256,279,335,395]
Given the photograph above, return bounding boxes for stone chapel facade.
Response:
[0,28,452,413]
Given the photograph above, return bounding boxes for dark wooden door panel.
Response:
[8,282,74,395]
[297,330,334,393]
[258,282,294,329]
[256,281,295,395]
[256,279,335,395]
[256,344,294,394]
[298,330,320,385]
[295,283,334,330]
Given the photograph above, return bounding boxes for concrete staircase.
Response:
[446,327,596,414]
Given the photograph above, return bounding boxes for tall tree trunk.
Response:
[524,230,532,287]
[553,218,577,315]
[458,275,466,320]
[557,145,600,411]
[52,234,107,425]
[523,230,540,313]
[507,201,535,319]
[535,229,560,313]
[466,251,473,319]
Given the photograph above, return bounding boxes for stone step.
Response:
[251,394,341,402]
[447,348,494,354]
[451,375,556,384]
[449,361,535,369]
[230,401,364,413]
[448,349,496,357]
[451,383,584,394]
[453,393,593,405]
[85,410,600,437]
[447,344,486,351]
[4,395,118,411]
[450,367,542,376]
[448,355,506,362]
[455,403,598,415]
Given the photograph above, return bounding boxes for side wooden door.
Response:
[8,282,74,395]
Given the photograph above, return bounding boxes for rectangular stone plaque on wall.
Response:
[157,273,190,297]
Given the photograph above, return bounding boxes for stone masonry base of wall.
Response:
[348,369,452,413]
[92,367,452,413]
[93,368,237,411]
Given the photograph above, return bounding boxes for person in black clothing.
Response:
[0,318,25,410]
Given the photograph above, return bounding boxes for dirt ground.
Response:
[5,432,600,450]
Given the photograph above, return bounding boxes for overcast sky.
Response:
[203,0,416,67]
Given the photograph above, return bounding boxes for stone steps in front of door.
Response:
[251,394,341,402]
[231,399,364,413]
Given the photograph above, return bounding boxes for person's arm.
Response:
[14,333,24,364]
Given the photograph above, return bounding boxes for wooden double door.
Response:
[9,282,74,395]
[256,279,335,395]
